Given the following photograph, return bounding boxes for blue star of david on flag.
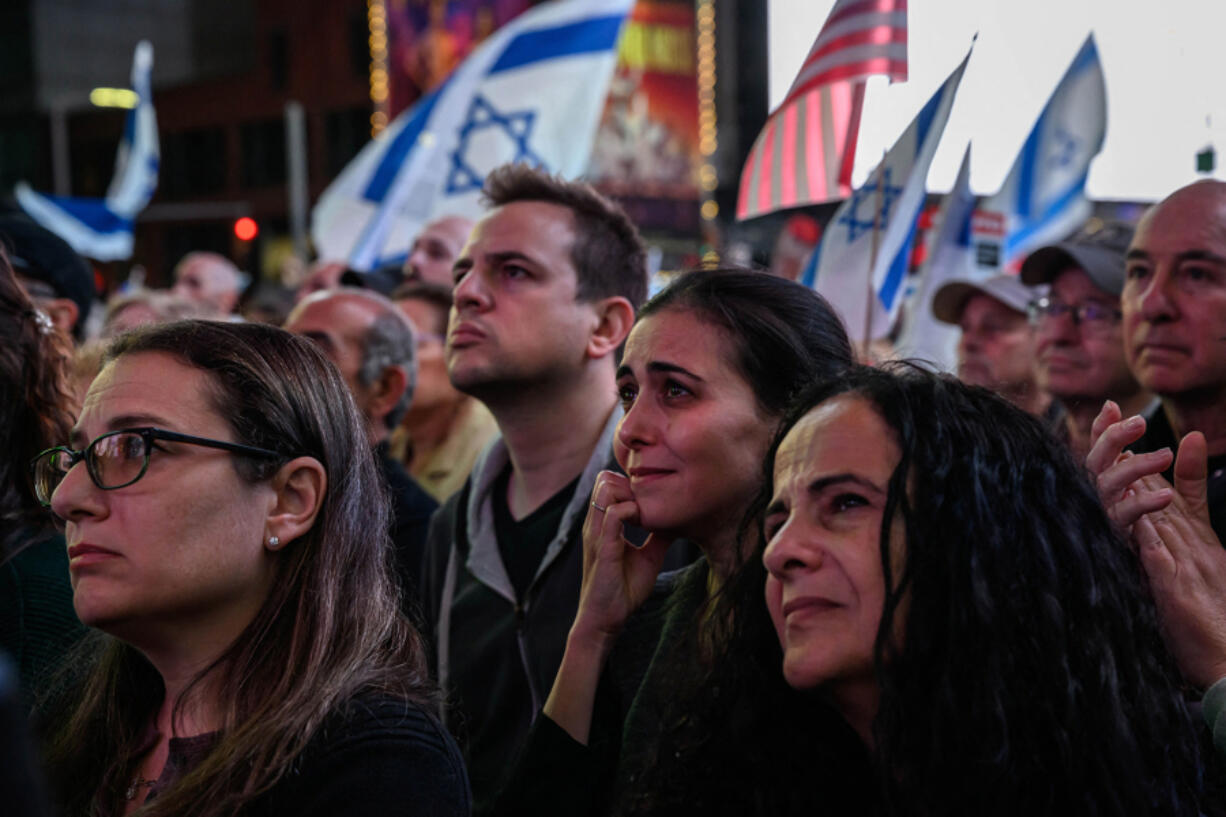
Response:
[316,0,635,271]
[446,94,546,195]
[1046,125,1080,170]
[837,167,904,242]
[982,35,1105,263]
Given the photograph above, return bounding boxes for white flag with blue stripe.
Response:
[313,0,632,271]
[893,146,974,371]
[802,51,968,342]
[16,41,158,261]
[979,34,1105,268]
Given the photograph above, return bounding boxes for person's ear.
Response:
[586,296,635,360]
[41,298,79,336]
[263,456,327,550]
[367,365,410,425]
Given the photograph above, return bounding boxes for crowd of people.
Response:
[1,163,1225,816]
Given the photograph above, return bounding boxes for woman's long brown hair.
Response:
[39,320,434,816]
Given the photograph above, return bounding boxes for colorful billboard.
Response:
[587,1,699,200]
[385,0,700,225]
[386,0,532,117]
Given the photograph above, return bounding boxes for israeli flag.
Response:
[979,34,1106,267]
[16,41,158,261]
[313,0,633,271]
[893,146,974,372]
[804,50,968,343]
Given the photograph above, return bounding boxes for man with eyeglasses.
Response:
[1020,221,1153,459]
[932,273,1051,418]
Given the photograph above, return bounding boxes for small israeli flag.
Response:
[893,146,974,371]
[979,34,1106,266]
[16,41,158,261]
[804,49,969,342]
[313,0,633,271]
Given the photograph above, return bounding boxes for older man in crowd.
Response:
[284,288,438,594]
[337,215,474,299]
[1082,184,1226,761]
[1090,180,1226,545]
[932,272,1051,418]
[171,251,244,315]
[403,215,473,287]
[1020,221,1153,458]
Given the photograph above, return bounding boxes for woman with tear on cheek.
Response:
[492,268,859,816]
[760,363,1218,816]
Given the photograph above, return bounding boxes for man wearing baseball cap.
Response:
[1020,220,1153,458]
[932,272,1050,417]
[0,205,94,341]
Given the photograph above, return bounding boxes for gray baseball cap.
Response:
[1019,219,1133,296]
[932,273,1043,325]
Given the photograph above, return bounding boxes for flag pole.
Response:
[863,150,887,354]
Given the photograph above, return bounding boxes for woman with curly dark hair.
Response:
[0,250,86,706]
[761,363,1212,815]
[35,320,469,816]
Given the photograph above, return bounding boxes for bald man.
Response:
[402,215,473,287]
[171,252,243,314]
[1094,181,1226,543]
[1083,182,1226,725]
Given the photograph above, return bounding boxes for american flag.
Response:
[737,0,908,220]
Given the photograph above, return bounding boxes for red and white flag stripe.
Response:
[737,82,866,218]
[784,0,907,106]
[737,0,907,220]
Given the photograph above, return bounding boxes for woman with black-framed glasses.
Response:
[32,427,282,505]
[36,320,469,817]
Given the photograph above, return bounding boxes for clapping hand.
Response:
[1088,402,1226,689]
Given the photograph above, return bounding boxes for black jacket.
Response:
[418,410,696,814]
[252,695,470,816]
[418,411,623,814]
[376,443,439,609]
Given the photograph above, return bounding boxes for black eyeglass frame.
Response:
[30,427,284,507]
[1026,296,1123,329]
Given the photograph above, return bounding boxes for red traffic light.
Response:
[234,217,259,241]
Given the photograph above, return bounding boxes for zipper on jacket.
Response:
[514,599,544,714]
